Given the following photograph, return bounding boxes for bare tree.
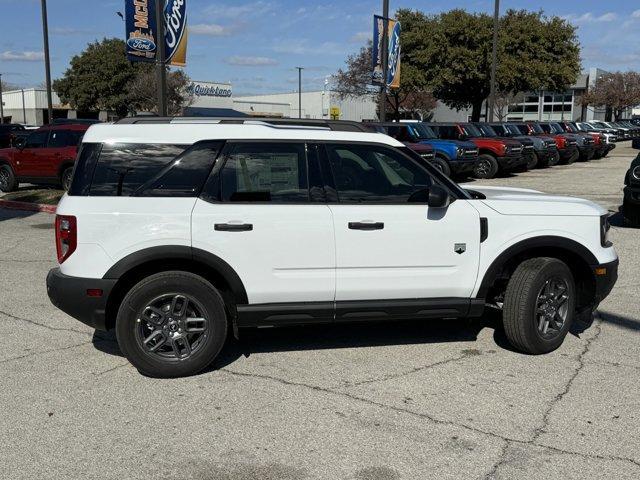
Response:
[333,42,436,120]
[582,72,640,120]
[492,91,524,121]
[126,68,194,116]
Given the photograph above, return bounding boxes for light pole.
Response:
[0,73,4,124]
[155,0,168,116]
[40,0,54,124]
[487,0,500,122]
[296,67,303,118]
[378,0,389,122]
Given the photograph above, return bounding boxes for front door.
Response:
[192,141,335,319]
[322,143,481,304]
[15,129,49,177]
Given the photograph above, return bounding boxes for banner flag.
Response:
[125,0,188,66]
[372,15,401,88]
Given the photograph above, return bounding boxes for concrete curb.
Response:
[0,199,57,214]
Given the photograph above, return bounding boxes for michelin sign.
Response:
[125,0,188,66]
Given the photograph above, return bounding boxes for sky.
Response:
[1,0,640,95]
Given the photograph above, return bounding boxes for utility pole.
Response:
[40,0,53,124]
[0,74,4,124]
[296,67,303,118]
[378,0,389,122]
[155,0,168,116]
[21,89,27,124]
[487,0,500,122]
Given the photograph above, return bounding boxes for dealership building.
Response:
[0,69,632,126]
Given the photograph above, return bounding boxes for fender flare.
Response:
[103,245,248,304]
[475,235,598,299]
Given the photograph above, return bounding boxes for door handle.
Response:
[214,223,253,232]
[348,221,384,230]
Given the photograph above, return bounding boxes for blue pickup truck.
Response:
[384,122,478,177]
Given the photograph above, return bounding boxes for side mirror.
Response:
[13,137,26,149]
[427,184,451,208]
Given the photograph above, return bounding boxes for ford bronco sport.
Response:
[46,119,619,377]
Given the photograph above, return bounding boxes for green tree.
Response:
[396,8,581,121]
[53,38,192,117]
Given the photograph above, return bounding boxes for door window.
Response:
[48,130,84,148]
[220,143,309,203]
[24,130,48,148]
[326,143,432,203]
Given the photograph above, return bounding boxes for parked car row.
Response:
[369,120,619,180]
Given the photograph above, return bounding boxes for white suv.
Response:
[46,119,618,377]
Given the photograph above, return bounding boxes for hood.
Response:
[461,185,607,216]
[422,139,476,148]
[405,142,433,154]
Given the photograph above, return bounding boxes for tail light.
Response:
[55,215,77,263]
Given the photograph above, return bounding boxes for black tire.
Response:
[534,151,550,168]
[525,153,538,170]
[61,166,73,191]
[623,199,640,227]
[0,164,18,192]
[473,154,499,179]
[116,271,228,378]
[548,150,561,167]
[503,257,576,354]
[432,156,451,177]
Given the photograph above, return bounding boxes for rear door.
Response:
[191,141,335,317]
[46,129,82,177]
[15,129,49,177]
[322,142,481,307]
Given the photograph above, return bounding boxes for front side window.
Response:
[220,143,309,203]
[48,130,84,148]
[326,143,433,203]
[24,130,48,148]
[90,143,187,196]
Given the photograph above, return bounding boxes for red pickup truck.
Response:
[0,124,88,192]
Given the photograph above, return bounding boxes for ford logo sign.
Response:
[387,21,401,87]
[127,37,156,52]
[164,0,187,62]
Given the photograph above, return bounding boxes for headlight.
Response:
[456,147,464,157]
[600,214,611,247]
[632,165,640,181]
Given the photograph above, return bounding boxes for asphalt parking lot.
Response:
[1,145,638,480]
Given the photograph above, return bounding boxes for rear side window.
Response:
[68,143,101,196]
[90,143,187,196]
[48,130,84,148]
[220,142,309,203]
[25,130,48,148]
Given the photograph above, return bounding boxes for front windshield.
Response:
[577,123,592,131]
[475,124,498,137]
[460,124,482,137]
[407,123,436,139]
[564,123,578,133]
[529,123,544,134]
[506,124,523,135]
[548,123,564,134]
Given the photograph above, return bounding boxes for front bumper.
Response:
[591,259,618,306]
[46,268,116,331]
[624,184,640,205]
[450,159,477,174]
[578,145,595,160]
[497,153,527,171]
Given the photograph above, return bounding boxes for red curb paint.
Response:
[0,199,57,214]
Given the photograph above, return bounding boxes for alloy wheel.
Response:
[535,276,570,339]
[0,167,9,191]
[475,159,491,177]
[135,294,209,360]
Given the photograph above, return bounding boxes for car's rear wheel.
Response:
[473,154,498,179]
[503,257,575,354]
[548,150,561,167]
[61,167,73,191]
[0,164,17,192]
[525,153,538,170]
[432,156,451,177]
[116,271,228,378]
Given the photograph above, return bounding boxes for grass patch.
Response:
[2,188,64,205]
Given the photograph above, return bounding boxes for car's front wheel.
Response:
[502,257,576,354]
[432,156,451,177]
[0,164,18,192]
[116,271,228,377]
[473,154,499,179]
[61,167,73,191]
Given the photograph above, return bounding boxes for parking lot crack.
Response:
[0,309,90,337]
[531,320,602,441]
[350,353,470,387]
[483,440,510,479]
[0,340,92,365]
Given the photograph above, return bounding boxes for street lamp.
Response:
[40,0,54,124]
[487,0,500,122]
[296,67,303,118]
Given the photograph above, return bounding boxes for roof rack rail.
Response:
[115,116,373,132]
